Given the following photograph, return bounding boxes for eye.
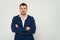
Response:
[21,8,23,9]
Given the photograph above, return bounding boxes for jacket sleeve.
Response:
[11,17,26,33]
[21,17,36,35]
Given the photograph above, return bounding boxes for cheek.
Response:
[25,9,27,12]
[20,10,22,12]
[20,9,23,12]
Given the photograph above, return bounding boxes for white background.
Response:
[0,0,60,40]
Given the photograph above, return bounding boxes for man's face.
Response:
[19,6,27,15]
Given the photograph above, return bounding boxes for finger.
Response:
[16,24,18,27]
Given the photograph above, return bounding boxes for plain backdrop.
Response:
[0,0,60,40]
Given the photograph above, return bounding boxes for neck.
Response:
[21,14,26,17]
[20,14,26,20]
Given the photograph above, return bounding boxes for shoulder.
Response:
[28,15,35,20]
[13,15,19,18]
[12,15,19,20]
[28,15,34,19]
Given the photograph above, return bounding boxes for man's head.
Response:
[19,3,27,15]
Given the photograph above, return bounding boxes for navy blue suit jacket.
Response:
[11,15,36,40]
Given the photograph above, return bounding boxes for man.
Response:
[11,3,36,40]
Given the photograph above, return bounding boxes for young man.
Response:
[11,3,36,40]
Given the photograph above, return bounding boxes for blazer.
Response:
[11,15,36,40]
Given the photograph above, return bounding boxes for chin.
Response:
[22,13,26,15]
[21,13,26,15]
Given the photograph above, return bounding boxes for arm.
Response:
[11,17,25,33]
[21,17,36,35]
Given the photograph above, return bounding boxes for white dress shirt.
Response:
[19,14,28,27]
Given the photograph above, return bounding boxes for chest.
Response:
[15,17,31,28]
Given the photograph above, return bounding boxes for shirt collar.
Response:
[19,14,28,21]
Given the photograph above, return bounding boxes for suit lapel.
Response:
[17,15,23,28]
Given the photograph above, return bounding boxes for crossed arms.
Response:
[11,17,36,34]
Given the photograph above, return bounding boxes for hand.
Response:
[15,24,19,28]
[26,27,30,31]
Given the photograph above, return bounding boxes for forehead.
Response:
[20,6,27,8]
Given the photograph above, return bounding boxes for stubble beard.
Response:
[21,13,26,16]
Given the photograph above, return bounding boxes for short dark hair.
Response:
[20,3,27,8]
